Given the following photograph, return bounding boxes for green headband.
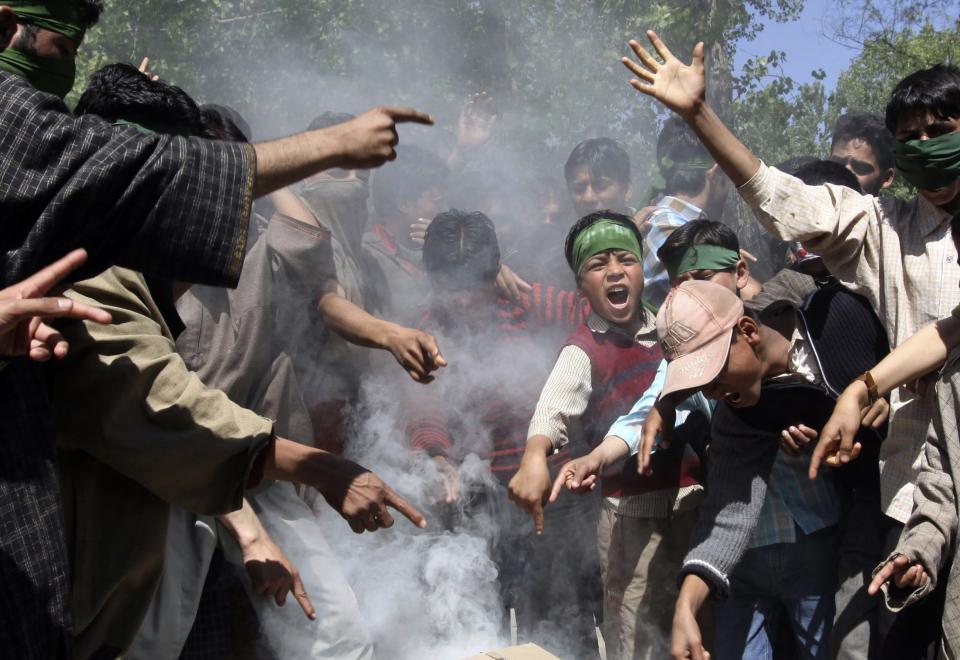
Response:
[663,244,740,279]
[570,219,643,276]
[646,154,715,202]
[8,1,87,45]
[893,131,960,191]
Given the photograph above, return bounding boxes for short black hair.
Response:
[656,116,713,196]
[564,138,631,186]
[75,63,205,137]
[885,64,960,135]
[201,103,250,142]
[776,155,817,175]
[422,209,501,288]
[372,145,448,217]
[792,159,864,194]
[656,219,740,271]
[831,112,894,172]
[306,111,356,132]
[564,210,643,275]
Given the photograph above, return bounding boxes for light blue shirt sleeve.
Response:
[606,358,713,454]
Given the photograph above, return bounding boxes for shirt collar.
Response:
[914,194,955,238]
[586,309,657,342]
[654,195,706,221]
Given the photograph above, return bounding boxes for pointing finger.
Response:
[385,487,427,529]
[382,107,434,125]
[292,574,317,620]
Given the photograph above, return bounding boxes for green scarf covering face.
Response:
[0,2,86,97]
[892,131,960,191]
[662,244,740,279]
[570,219,643,276]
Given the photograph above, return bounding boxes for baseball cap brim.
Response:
[660,328,733,401]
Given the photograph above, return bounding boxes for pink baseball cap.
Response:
[656,280,745,400]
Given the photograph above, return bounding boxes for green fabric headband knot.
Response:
[892,131,960,191]
[663,244,740,279]
[8,1,87,44]
[570,219,643,276]
[646,154,715,202]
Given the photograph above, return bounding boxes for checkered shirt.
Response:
[879,348,960,655]
[642,195,706,307]
[0,71,254,657]
[739,163,960,523]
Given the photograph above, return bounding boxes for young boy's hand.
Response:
[507,452,552,534]
[622,31,706,120]
[639,401,675,476]
[549,453,603,502]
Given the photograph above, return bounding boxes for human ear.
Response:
[880,168,896,190]
[735,259,750,289]
[737,316,761,346]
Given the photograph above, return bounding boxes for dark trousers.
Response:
[878,515,946,660]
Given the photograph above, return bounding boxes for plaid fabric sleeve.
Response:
[881,365,960,610]
[0,72,254,288]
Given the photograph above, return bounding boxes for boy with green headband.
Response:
[509,211,712,659]
[624,33,960,656]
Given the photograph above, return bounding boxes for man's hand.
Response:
[671,602,710,660]
[410,217,432,247]
[456,92,498,151]
[779,424,818,456]
[549,453,603,500]
[495,265,533,301]
[809,380,882,479]
[432,456,460,505]
[507,441,553,535]
[0,249,112,361]
[242,528,316,620]
[328,107,434,170]
[869,554,930,595]
[622,31,706,120]
[383,325,447,383]
[283,446,427,533]
[639,401,674,476]
[137,56,160,81]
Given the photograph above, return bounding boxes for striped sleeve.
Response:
[526,345,593,451]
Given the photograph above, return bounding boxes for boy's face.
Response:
[567,166,632,218]
[829,139,893,196]
[895,112,960,208]
[400,186,447,224]
[669,260,749,295]
[577,249,644,326]
[699,319,764,408]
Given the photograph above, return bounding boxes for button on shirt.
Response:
[738,163,960,523]
[642,196,707,307]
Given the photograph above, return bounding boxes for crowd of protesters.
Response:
[3,2,960,660]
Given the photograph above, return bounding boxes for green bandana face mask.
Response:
[570,219,643,276]
[892,131,960,191]
[663,244,740,279]
[0,46,75,97]
[8,1,87,45]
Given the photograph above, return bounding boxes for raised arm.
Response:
[621,31,760,186]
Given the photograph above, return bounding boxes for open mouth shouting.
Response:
[606,285,630,309]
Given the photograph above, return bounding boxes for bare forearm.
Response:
[684,103,762,187]
[317,293,397,349]
[522,435,555,462]
[871,317,960,394]
[217,498,264,549]
[594,435,631,467]
[676,574,712,615]
[253,131,344,198]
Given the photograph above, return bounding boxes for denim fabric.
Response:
[714,525,839,660]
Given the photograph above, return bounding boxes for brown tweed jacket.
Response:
[879,346,960,658]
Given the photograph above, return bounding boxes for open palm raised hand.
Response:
[622,31,706,119]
